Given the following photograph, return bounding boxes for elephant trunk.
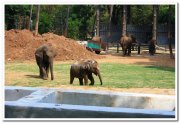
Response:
[97,71,103,85]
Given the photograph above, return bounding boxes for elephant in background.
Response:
[35,43,57,80]
[70,59,103,86]
[120,34,136,56]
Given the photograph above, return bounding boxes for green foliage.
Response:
[5,5,175,39]
[68,5,95,39]
[5,5,30,29]
[68,18,81,39]
[159,5,175,24]
[38,12,53,34]
[131,5,153,25]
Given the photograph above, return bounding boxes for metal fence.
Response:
[100,23,175,45]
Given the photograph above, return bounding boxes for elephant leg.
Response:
[128,47,131,56]
[121,46,125,56]
[41,64,48,80]
[49,59,54,80]
[45,63,50,78]
[122,49,126,56]
[35,55,43,78]
[79,78,83,85]
[88,73,94,86]
[70,75,74,84]
[84,75,88,85]
[124,48,127,56]
[38,65,43,78]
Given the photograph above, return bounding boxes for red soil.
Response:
[5,29,103,61]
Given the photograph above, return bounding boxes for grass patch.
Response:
[5,62,175,89]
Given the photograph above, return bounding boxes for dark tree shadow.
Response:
[144,66,175,72]
[25,75,41,79]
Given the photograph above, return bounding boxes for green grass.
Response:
[5,62,175,89]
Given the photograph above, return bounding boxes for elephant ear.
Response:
[46,49,54,57]
[45,43,57,57]
[81,60,92,71]
[81,62,90,71]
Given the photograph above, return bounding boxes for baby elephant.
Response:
[70,59,103,86]
[35,43,57,80]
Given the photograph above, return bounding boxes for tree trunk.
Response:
[149,5,158,55]
[35,5,40,35]
[108,5,113,37]
[92,12,96,37]
[122,5,127,36]
[96,5,100,37]
[152,5,157,40]
[127,5,131,24]
[64,6,70,37]
[107,5,113,50]
[168,5,174,59]
[28,5,33,30]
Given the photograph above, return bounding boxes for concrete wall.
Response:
[5,86,175,118]
[39,90,175,111]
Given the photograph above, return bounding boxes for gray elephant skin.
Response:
[35,43,57,80]
[120,34,136,56]
[70,59,103,85]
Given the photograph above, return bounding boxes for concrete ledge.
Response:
[5,101,175,118]
[5,86,176,118]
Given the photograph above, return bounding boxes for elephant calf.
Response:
[35,43,57,80]
[120,34,136,56]
[70,59,103,86]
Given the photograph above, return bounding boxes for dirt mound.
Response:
[5,29,103,61]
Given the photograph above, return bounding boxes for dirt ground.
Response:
[5,29,176,95]
[5,29,103,61]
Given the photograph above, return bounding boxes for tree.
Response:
[5,5,30,30]
[96,5,100,36]
[122,5,127,35]
[131,5,153,26]
[28,5,33,30]
[168,5,174,59]
[127,5,131,24]
[152,5,158,41]
[35,5,40,35]
[149,5,158,56]
[67,5,95,39]
[64,6,70,37]
[108,5,113,37]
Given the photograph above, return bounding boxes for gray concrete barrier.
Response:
[5,86,175,118]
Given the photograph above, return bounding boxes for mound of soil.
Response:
[5,29,103,61]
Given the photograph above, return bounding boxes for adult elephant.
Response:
[120,34,136,56]
[35,43,57,80]
[70,59,103,86]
